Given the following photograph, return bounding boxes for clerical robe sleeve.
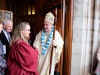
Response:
[54,31,64,63]
[9,40,38,73]
[33,31,41,50]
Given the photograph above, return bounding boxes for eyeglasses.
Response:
[23,29,30,31]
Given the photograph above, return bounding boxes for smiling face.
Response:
[44,21,52,33]
[21,24,30,39]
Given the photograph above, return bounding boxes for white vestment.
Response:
[33,30,64,75]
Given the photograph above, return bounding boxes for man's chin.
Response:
[9,31,12,32]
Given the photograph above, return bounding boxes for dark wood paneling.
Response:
[0,0,73,75]
[63,0,73,75]
[0,0,7,10]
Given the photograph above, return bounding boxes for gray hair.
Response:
[3,19,13,25]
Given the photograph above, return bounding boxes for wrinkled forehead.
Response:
[3,20,13,26]
[44,20,52,25]
[6,21,13,26]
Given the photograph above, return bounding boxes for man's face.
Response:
[44,21,52,32]
[3,21,13,32]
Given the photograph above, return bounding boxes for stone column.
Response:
[71,0,98,75]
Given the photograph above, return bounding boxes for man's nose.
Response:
[44,25,46,28]
[10,28,12,30]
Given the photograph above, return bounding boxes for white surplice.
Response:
[33,30,64,75]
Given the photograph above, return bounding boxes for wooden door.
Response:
[63,0,73,75]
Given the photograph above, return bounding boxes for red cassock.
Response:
[7,40,39,75]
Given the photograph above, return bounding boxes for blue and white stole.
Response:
[41,26,54,55]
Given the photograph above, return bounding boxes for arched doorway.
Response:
[0,0,73,75]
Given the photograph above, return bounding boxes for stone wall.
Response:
[71,0,100,75]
